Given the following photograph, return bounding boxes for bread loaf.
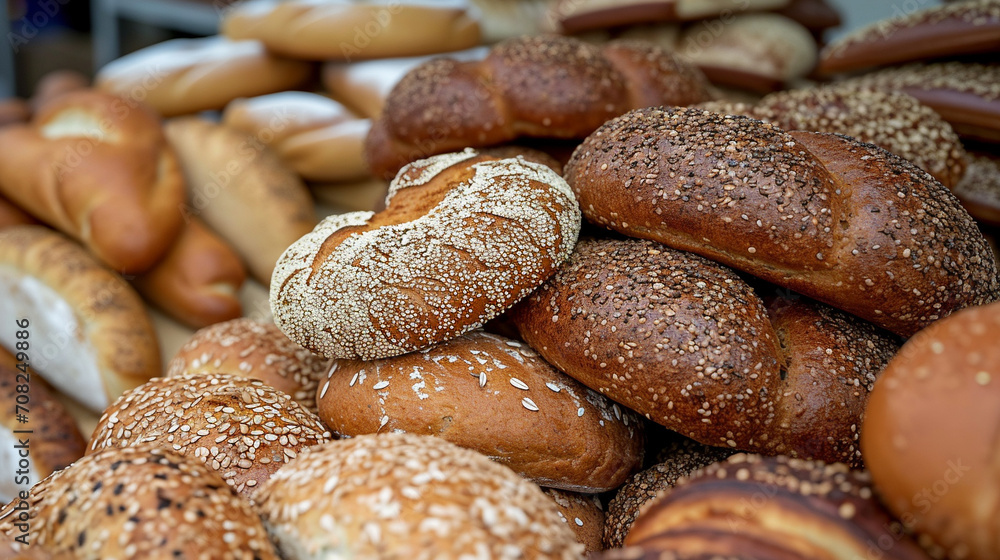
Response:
[0,98,29,127]
[0,90,186,273]
[31,69,88,111]
[565,107,999,336]
[254,433,584,560]
[0,195,37,229]
[317,330,643,492]
[0,226,161,413]
[365,36,711,179]
[549,0,791,34]
[954,152,1000,226]
[543,488,605,553]
[271,149,581,360]
[863,301,1000,560]
[165,117,318,286]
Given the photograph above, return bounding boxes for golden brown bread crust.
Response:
[88,373,331,497]
[132,219,246,329]
[625,454,931,560]
[0,195,37,229]
[165,117,318,286]
[0,226,161,412]
[565,107,999,337]
[0,445,279,558]
[863,301,1000,560]
[365,36,710,179]
[954,152,1000,227]
[317,330,643,492]
[271,150,582,360]
[0,90,185,273]
[254,433,584,560]
[698,86,967,189]
[818,0,1000,75]
[542,488,605,553]
[166,318,331,416]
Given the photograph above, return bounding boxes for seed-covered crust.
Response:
[0,445,278,559]
[954,152,1000,227]
[88,373,331,496]
[271,150,582,360]
[542,488,605,553]
[254,433,584,560]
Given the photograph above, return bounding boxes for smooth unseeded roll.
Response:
[271,149,582,360]
[566,107,999,337]
[317,330,643,492]
[254,433,584,560]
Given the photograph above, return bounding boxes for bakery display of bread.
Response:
[0,445,279,558]
[222,0,481,61]
[317,330,643,492]
[954,152,1000,226]
[863,301,1000,560]
[166,317,331,415]
[0,90,185,273]
[818,0,1000,76]
[566,106,999,337]
[365,35,711,179]
[88,372,331,496]
[543,487,606,553]
[253,432,584,559]
[622,454,931,559]
[164,117,318,286]
[271,149,581,360]
[0,226,161,413]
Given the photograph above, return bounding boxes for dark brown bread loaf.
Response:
[513,238,898,465]
[365,35,710,179]
[317,330,643,492]
[565,107,999,337]
[622,454,932,560]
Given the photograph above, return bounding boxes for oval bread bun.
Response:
[254,433,584,560]
[167,318,331,416]
[0,445,278,559]
[88,373,331,496]
[317,330,643,492]
[863,301,1000,560]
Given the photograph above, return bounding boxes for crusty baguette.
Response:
[165,117,318,286]
[565,107,999,336]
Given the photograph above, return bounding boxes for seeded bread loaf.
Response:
[543,488,605,553]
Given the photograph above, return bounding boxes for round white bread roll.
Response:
[254,432,585,559]
[0,226,161,413]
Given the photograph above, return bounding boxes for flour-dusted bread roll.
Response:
[317,331,643,492]
[254,433,585,560]
[165,117,318,286]
[0,445,279,558]
[96,36,311,117]
[167,318,330,415]
[89,373,331,496]
[271,149,582,360]
[0,226,161,413]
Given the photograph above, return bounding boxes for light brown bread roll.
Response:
[254,433,584,560]
[0,90,185,273]
[317,330,643,492]
[166,318,330,415]
[565,107,999,337]
[0,195,37,230]
[543,488,605,553]
[30,69,88,111]
[89,373,331,496]
[271,149,581,360]
[0,445,279,558]
[96,36,311,117]
[165,117,318,286]
[863,301,1000,560]
[0,226,161,413]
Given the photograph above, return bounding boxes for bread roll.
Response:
[549,0,791,33]
[166,318,330,415]
[0,90,186,273]
[317,330,643,492]
[31,69,88,111]
[0,98,29,127]
[271,149,581,360]
[165,117,318,286]
[543,488,605,553]
[0,445,279,558]
[96,36,311,117]
[954,152,1000,227]
[221,0,481,60]
[0,195,37,229]
[223,91,371,183]
[863,301,1000,560]
[254,433,584,559]
[0,226,161,413]
[565,106,999,336]
[310,178,389,213]
[89,373,331,496]
[132,219,246,329]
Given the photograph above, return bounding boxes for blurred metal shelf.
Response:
[92,0,223,68]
